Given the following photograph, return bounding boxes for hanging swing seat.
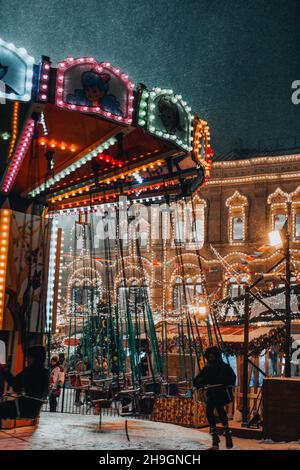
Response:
[92,398,112,412]
[0,417,39,429]
[0,393,44,429]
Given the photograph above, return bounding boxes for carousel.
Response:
[0,37,217,427]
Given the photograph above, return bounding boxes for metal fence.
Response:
[42,386,119,416]
[42,386,91,414]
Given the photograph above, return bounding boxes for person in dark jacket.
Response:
[193,346,236,449]
[0,345,48,419]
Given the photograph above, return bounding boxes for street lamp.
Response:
[189,302,209,320]
[242,221,293,426]
[268,226,292,378]
[268,229,283,247]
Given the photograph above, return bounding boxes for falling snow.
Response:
[0,0,300,155]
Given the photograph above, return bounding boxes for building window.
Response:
[193,218,204,244]
[173,197,206,246]
[267,188,289,232]
[139,231,148,248]
[228,284,244,298]
[274,213,287,230]
[226,191,248,244]
[195,277,204,296]
[191,197,206,245]
[232,217,244,241]
[72,285,101,315]
[225,273,249,299]
[295,213,300,238]
[172,278,184,313]
[172,276,205,313]
[118,281,150,315]
[174,219,184,243]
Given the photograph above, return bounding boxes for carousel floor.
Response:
[0,413,299,450]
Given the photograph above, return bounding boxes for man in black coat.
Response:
[193,346,236,449]
[0,345,49,419]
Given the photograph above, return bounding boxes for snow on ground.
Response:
[0,413,299,450]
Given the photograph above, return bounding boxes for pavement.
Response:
[0,413,299,450]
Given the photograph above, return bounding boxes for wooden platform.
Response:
[215,420,263,439]
[0,417,39,429]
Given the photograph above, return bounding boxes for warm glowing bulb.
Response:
[268,230,282,247]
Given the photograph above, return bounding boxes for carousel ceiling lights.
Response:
[29,136,117,197]
[48,160,164,203]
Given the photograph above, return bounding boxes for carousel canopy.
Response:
[0,38,213,213]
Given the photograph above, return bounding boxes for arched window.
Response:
[0,340,6,364]
[274,213,287,230]
[67,267,102,316]
[295,214,300,239]
[137,218,149,249]
[195,276,204,296]
[225,273,250,298]
[173,197,206,246]
[290,187,300,241]
[267,188,289,231]
[191,196,206,246]
[172,277,184,313]
[226,191,248,244]
[173,202,185,244]
[172,275,205,313]
[117,279,150,315]
[119,220,129,249]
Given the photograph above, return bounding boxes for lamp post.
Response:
[242,217,293,425]
[284,230,291,377]
[268,212,292,377]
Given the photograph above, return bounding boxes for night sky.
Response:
[1,0,300,155]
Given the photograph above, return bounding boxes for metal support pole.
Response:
[285,233,291,377]
[242,285,250,426]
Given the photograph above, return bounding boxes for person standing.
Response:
[49,355,64,412]
[0,345,48,419]
[193,346,236,450]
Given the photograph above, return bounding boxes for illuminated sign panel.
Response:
[138,88,193,152]
[55,57,134,124]
[0,38,34,102]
